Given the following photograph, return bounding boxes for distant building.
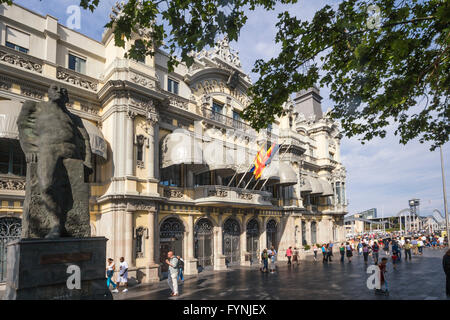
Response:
[358,208,377,219]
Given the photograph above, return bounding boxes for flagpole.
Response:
[227,165,240,187]
[244,174,255,189]
[259,144,289,191]
[236,142,265,188]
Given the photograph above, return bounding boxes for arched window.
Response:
[266,219,277,249]
[311,221,317,245]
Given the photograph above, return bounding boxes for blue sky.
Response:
[12,0,449,218]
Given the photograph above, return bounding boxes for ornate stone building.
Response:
[0,4,347,283]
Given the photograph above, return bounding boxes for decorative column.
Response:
[240,215,249,266]
[142,208,159,283]
[214,213,227,270]
[146,123,155,179]
[154,122,160,179]
[124,210,134,267]
[125,110,136,177]
[184,215,198,275]
[260,216,268,251]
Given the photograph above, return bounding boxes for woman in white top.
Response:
[106,258,118,293]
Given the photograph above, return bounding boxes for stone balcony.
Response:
[0,174,26,198]
[316,158,338,170]
[161,185,273,207]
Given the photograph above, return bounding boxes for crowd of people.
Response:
[104,232,449,298]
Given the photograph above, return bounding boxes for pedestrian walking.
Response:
[165,251,179,296]
[345,242,353,263]
[117,257,129,293]
[261,248,269,273]
[418,239,424,255]
[443,249,450,297]
[411,238,418,255]
[106,258,118,293]
[293,247,299,265]
[376,257,389,295]
[327,243,333,262]
[383,239,390,256]
[404,240,412,261]
[313,244,318,261]
[321,244,327,263]
[177,255,185,282]
[391,250,399,270]
[357,241,363,256]
[286,246,292,265]
[269,246,277,273]
[362,243,370,264]
[372,241,380,265]
[339,243,345,263]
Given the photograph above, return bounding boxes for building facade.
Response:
[0,4,347,283]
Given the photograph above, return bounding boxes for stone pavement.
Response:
[115,247,450,300]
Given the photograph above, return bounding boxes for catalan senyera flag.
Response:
[253,143,281,180]
[252,145,266,179]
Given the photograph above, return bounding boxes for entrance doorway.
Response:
[266,219,277,249]
[246,219,259,264]
[194,218,214,271]
[159,217,184,274]
[0,217,21,282]
[223,218,240,266]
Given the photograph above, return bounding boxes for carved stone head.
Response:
[48,84,69,105]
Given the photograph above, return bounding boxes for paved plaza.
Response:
[115,247,449,300]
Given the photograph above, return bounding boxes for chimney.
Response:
[293,86,323,121]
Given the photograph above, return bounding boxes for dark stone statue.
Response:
[17,84,92,238]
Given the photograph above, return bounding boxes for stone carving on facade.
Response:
[136,160,145,169]
[128,97,159,126]
[81,103,100,115]
[56,69,98,91]
[21,87,44,100]
[0,49,43,73]
[164,188,183,198]
[128,200,155,212]
[0,178,26,191]
[130,72,156,90]
[168,96,189,111]
[208,188,228,197]
[238,192,253,200]
[0,79,12,91]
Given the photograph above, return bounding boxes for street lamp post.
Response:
[440,146,449,246]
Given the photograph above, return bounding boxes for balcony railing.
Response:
[0,45,43,74]
[201,107,253,132]
[0,175,26,192]
[161,185,273,206]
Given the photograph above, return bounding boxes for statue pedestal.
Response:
[3,237,112,300]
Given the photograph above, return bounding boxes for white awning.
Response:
[261,161,297,187]
[308,177,324,195]
[318,178,334,196]
[300,176,312,193]
[161,128,203,168]
[201,141,236,177]
[0,100,21,139]
[277,162,297,186]
[81,119,107,160]
[260,163,280,186]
